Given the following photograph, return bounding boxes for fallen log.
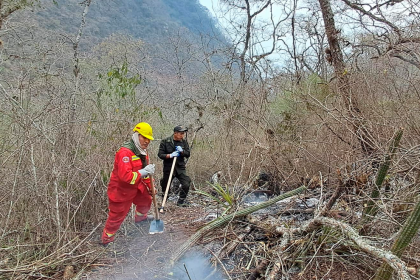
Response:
[171,186,307,264]
[276,217,410,280]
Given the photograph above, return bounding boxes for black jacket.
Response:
[158,136,190,172]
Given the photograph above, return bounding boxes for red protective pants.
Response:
[104,190,152,234]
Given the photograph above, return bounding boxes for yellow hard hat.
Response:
[133,122,154,140]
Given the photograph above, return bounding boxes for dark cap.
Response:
[174,125,188,132]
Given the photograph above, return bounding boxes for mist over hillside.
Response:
[35,0,227,50]
[1,0,231,89]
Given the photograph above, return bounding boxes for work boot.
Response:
[101,230,115,245]
[135,214,147,223]
[177,200,191,207]
[168,193,179,202]
[135,212,148,223]
[135,212,154,223]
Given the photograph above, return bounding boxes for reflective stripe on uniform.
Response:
[130,172,138,184]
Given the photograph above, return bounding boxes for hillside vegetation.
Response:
[35,0,223,44]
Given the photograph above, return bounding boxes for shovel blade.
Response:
[149,219,164,234]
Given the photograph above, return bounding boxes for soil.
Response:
[77,193,373,280]
[80,198,209,280]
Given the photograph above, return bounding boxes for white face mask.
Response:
[132,132,147,155]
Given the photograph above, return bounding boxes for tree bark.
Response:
[318,0,375,156]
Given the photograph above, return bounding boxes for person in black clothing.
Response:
[158,125,191,206]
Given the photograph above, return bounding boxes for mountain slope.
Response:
[35,0,225,46]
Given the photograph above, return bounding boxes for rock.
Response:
[210,171,222,185]
[63,265,74,280]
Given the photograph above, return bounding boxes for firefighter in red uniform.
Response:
[101,122,156,245]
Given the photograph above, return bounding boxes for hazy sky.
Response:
[199,0,218,17]
[197,0,284,58]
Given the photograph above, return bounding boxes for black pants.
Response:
[160,169,191,201]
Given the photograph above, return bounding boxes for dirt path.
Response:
[81,200,208,280]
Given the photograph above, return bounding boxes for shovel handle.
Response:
[149,174,160,220]
[161,156,177,210]
[146,151,159,220]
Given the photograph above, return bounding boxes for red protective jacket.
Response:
[107,147,151,202]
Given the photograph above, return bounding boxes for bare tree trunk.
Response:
[70,0,92,128]
[63,0,92,173]
[318,0,375,156]
[238,0,272,83]
[239,0,252,83]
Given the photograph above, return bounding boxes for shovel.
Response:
[160,157,177,213]
[149,174,164,234]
